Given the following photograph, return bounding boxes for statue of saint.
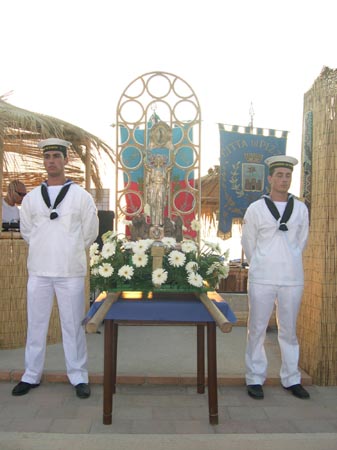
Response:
[173,216,183,242]
[130,214,150,240]
[145,154,170,226]
[163,217,175,237]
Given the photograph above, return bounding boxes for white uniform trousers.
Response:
[245,283,304,387]
[22,276,88,386]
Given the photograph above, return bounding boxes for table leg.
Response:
[103,319,114,425]
[207,322,218,425]
[197,325,205,394]
[112,323,118,394]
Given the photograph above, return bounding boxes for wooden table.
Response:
[100,294,236,425]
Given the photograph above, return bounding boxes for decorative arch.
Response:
[115,71,201,240]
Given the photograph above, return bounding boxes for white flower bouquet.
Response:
[90,231,230,293]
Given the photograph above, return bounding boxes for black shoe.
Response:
[12,381,40,396]
[247,384,264,399]
[284,384,310,399]
[75,383,91,399]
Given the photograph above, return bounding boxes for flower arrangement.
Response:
[89,230,230,294]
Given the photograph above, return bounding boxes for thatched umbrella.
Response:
[0,97,115,202]
[198,165,220,218]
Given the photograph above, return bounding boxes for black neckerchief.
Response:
[262,194,294,231]
[41,180,73,220]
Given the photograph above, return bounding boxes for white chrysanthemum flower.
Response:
[203,240,221,254]
[206,262,229,277]
[168,250,186,267]
[132,252,148,267]
[187,272,203,288]
[162,237,177,248]
[182,225,187,231]
[91,267,99,276]
[152,268,168,286]
[101,242,116,259]
[123,240,134,250]
[218,264,230,278]
[206,262,218,275]
[133,239,151,253]
[102,230,117,243]
[90,254,101,267]
[191,219,201,231]
[181,240,197,253]
[223,249,230,260]
[118,265,134,280]
[89,242,99,258]
[98,263,114,278]
[185,261,198,273]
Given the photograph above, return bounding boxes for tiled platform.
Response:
[0,323,310,386]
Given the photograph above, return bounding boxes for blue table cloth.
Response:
[86,294,237,324]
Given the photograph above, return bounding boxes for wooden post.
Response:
[198,292,232,333]
[85,292,121,334]
[151,244,165,270]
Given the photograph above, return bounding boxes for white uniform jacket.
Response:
[20,184,99,277]
[241,197,309,286]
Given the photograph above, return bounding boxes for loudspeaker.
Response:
[95,210,115,249]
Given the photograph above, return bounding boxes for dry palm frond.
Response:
[0,99,115,193]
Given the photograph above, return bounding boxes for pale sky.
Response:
[1,0,336,201]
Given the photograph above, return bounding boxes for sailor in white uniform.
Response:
[12,138,99,399]
[241,155,310,400]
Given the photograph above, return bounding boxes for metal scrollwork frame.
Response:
[115,71,201,240]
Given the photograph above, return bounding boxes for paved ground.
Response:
[1,432,337,450]
[1,381,337,435]
[1,325,336,432]
[0,297,336,448]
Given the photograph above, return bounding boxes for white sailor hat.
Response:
[38,138,71,157]
[265,155,298,172]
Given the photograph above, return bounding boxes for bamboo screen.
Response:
[298,67,337,385]
[0,237,62,349]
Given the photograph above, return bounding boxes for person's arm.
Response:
[19,196,32,243]
[241,206,258,264]
[298,203,309,252]
[81,193,99,248]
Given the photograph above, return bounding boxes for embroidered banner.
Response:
[120,123,196,237]
[218,124,288,239]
